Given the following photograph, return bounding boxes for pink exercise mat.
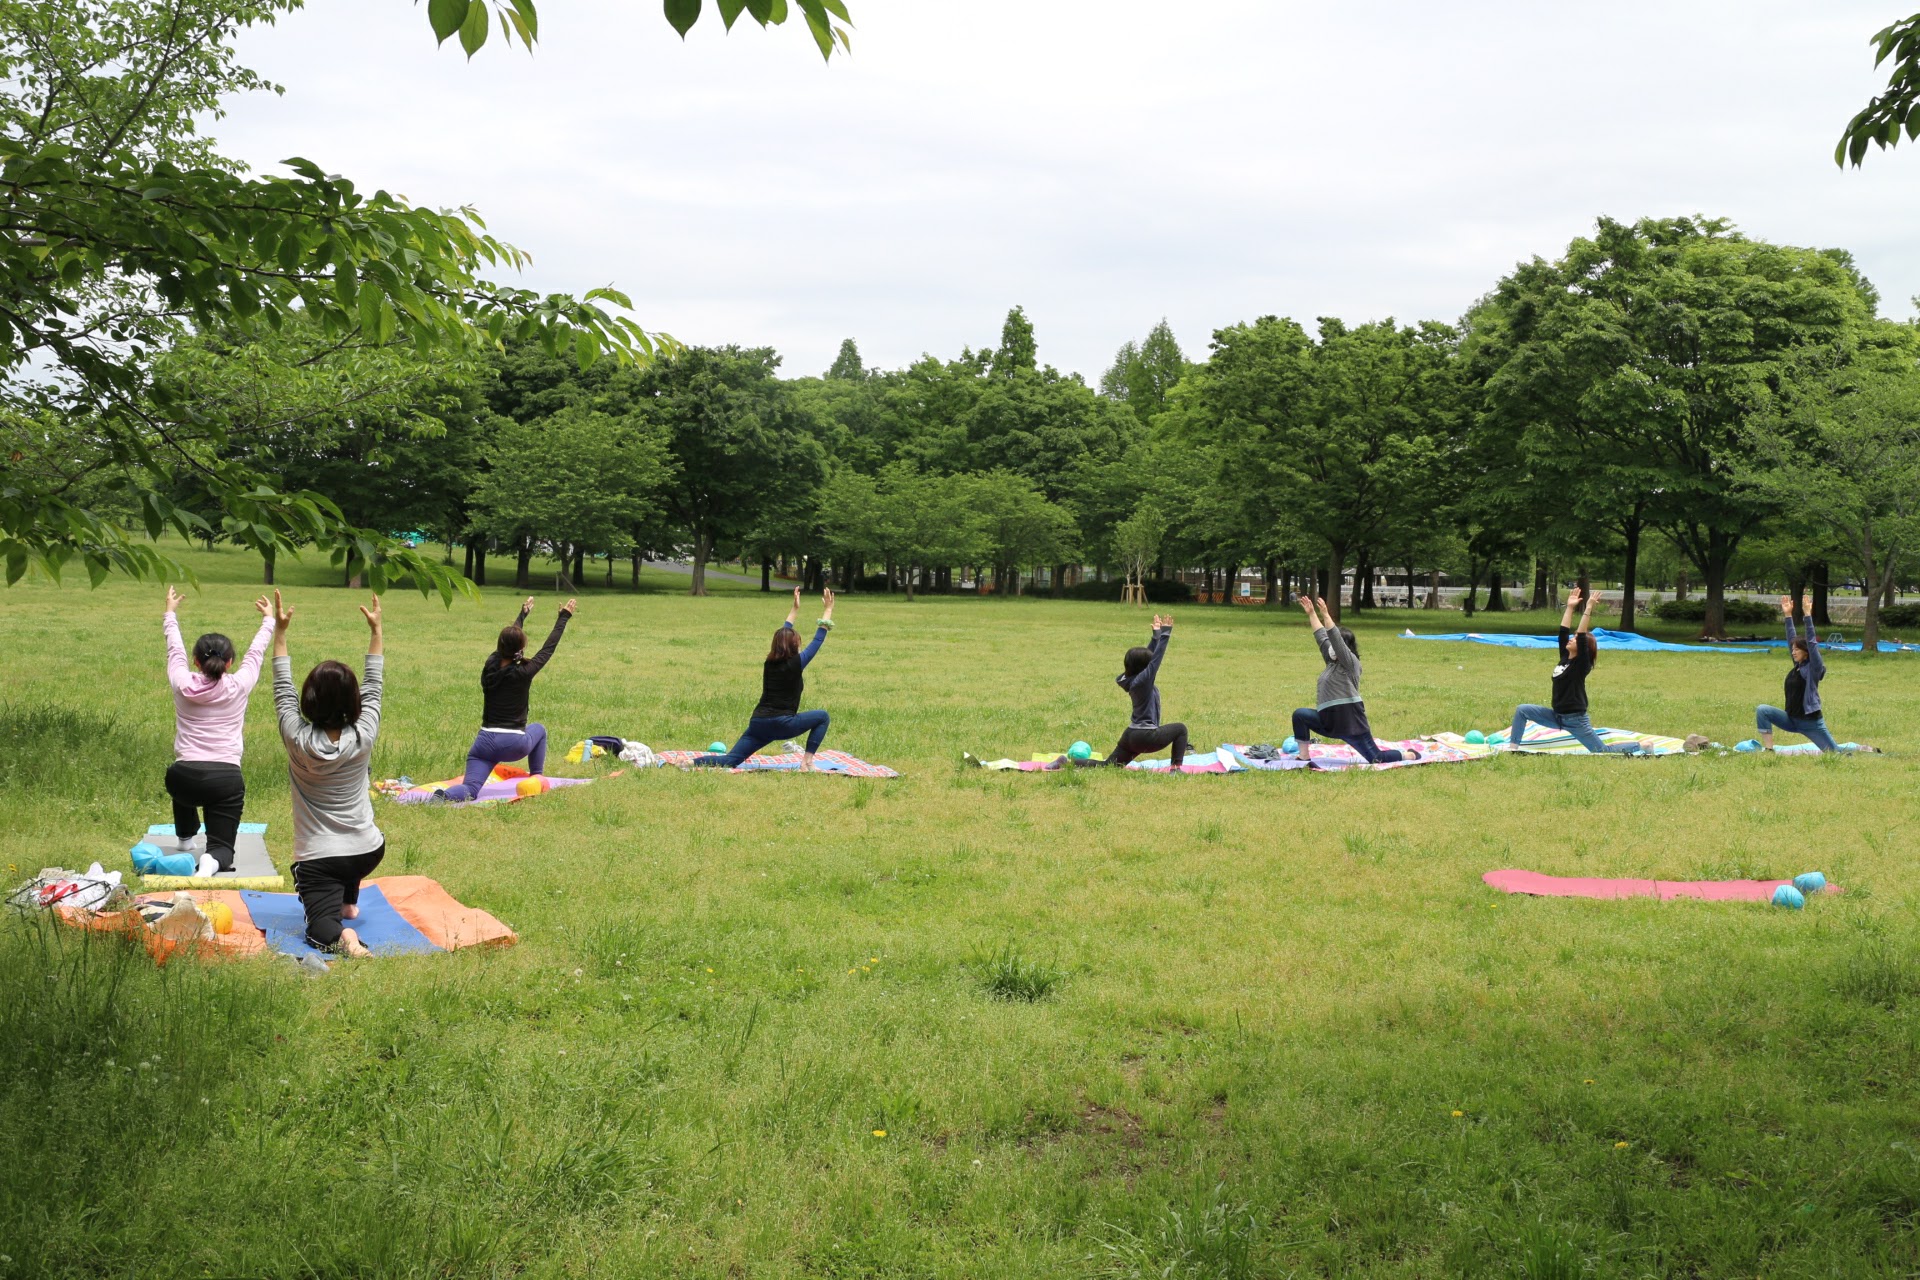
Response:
[1483,869,1838,902]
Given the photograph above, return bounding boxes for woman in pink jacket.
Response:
[162,587,275,876]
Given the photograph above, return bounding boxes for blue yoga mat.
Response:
[239,884,441,960]
[1403,628,1761,654]
[150,822,269,835]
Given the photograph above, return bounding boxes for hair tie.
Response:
[816,618,836,630]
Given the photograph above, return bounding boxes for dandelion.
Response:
[200,1097,209,1105]
[622,994,632,1002]
[1451,1110,1464,1118]
[870,957,879,963]
[706,967,714,974]
[1583,1079,1595,1085]
[872,1129,887,1138]
[971,1158,982,1167]
[573,968,583,978]
[1614,1141,1629,1149]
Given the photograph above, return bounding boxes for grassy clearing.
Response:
[2,544,1918,1278]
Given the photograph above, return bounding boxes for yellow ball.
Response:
[516,777,547,797]
[205,901,234,936]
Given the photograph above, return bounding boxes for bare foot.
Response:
[802,753,817,772]
[339,927,371,959]
[342,904,360,920]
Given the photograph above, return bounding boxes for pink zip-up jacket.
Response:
[165,612,276,765]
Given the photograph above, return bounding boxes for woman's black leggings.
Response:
[163,761,245,871]
[1108,723,1189,768]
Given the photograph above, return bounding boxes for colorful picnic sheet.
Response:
[384,763,597,805]
[1221,740,1477,771]
[1431,725,1690,756]
[1403,628,1761,654]
[969,749,1243,774]
[55,876,514,965]
[654,748,901,778]
[1484,869,1839,902]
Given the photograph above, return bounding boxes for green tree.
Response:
[989,306,1037,379]
[826,337,866,381]
[640,346,826,595]
[428,0,854,60]
[1473,216,1875,637]
[469,406,671,589]
[1740,340,1920,652]
[966,470,1077,594]
[1099,318,1187,425]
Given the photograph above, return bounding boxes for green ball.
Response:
[708,741,728,753]
[1067,740,1092,761]
[1464,729,1486,745]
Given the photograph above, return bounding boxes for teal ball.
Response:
[1282,737,1299,754]
[1464,729,1486,745]
[1067,741,1092,761]
[708,741,728,754]
[1772,884,1806,910]
[1793,872,1827,895]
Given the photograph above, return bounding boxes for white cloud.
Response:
[212,0,1920,380]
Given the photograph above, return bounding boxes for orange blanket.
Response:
[58,875,514,964]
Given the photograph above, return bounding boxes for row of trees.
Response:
[119,210,1920,654]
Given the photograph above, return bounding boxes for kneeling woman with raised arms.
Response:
[1506,588,1653,755]
[436,596,575,802]
[271,591,386,958]
[693,588,837,771]
[1289,595,1416,766]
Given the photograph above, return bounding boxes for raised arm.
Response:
[1560,590,1579,632]
[232,596,276,692]
[1576,590,1598,635]
[514,596,533,629]
[521,598,574,677]
[163,586,190,688]
[1129,615,1172,688]
[798,588,834,668]
[269,591,302,740]
[786,587,801,628]
[356,595,384,737]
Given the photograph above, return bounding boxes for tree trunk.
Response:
[462,542,473,582]
[1425,567,1441,609]
[690,531,712,596]
[1349,562,1363,611]
[806,556,823,592]
[1405,563,1415,608]
[762,559,772,592]
[1810,560,1832,626]
[604,553,613,586]
[1264,558,1279,606]
[1531,562,1548,610]
[1463,557,1481,618]
[1221,565,1237,605]
[632,553,641,588]
[1485,568,1507,611]
[1360,563,1376,609]
[263,553,275,586]
[473,541,487,587]
[1674,567,1689,602]
[1617,524,1641,633]
[1696,534,1736,639]
[1324,546,1346,622]
[904,566,916,602]
[572,545,586,583]
[1051,563,1065,599]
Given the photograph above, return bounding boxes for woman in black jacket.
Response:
[693,588,836,770]
[437,596,575,801]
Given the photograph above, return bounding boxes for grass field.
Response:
[3,545,1919,1279]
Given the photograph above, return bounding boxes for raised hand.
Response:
[359,595,383,631]
[1780,594,1795,618]
[792,587,802,610]
[821,587,835,618]
[560,597,578,616]
[165,586,185,614]
[271,589,294,632]
[522,595,535,615]
[1568,588,1586,611]
[253,595,272,618]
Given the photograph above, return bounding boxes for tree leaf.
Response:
[665,0,702,37]
[717,0,747,28]
[459,0,492,55]
[428,0,469,45]
[745,0,772,22]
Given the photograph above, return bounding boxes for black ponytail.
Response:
[193,633,235,679]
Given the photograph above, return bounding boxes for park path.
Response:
[645,560,767,587]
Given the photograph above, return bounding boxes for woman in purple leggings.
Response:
[435,596,576,802]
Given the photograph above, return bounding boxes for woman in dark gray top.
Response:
[1107,614,1189,767]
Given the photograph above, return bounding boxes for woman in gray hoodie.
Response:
[271,590,385,958]
[1288,595,1417,766]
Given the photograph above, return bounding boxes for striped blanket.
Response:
[655,749,900,778]
[1221,740,1477,771]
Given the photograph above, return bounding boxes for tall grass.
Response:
[1,543,1918,1276]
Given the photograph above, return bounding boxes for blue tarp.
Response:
[1401,628,1762,654]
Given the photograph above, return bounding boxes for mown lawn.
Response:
[2,545,1918,1278]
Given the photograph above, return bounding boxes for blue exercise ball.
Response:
[1067,741,1092,761]
[1771,884,1806,910]
[1793,871,1827,895]
[1464,729,1486,745]
[1282,737,1299,754]
[708,741,728,754]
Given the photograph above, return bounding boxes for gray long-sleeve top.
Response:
[274,654,385,862]
[1313,626,1363,711]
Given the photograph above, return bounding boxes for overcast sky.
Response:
[212,0,1920,382]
